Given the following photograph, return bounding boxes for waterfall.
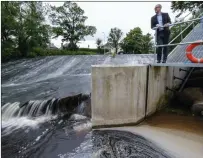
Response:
[1,93,91,121]
[2,99,55,121]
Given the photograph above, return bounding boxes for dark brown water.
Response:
[112,111,203,158]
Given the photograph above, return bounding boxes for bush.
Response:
[2,48,21,62]
[78,48,98,52]
[2,47,98,62]
[28,47,97,57]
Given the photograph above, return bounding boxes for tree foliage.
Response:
[17,2,51,56]
[96,38,102,53]
[169,3,203,52]
[49,2,96,50]
[171,1,203,12]
[1,2,19,54]
[1,1,51,60]
[120,27,153,54]
[107,27,123,53]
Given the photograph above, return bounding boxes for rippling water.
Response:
[2,55,202,158]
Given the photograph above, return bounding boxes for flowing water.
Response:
[1,55,203,158]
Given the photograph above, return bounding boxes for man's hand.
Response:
[164,23,170,27]
[156,24,161,27]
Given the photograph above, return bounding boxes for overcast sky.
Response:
[48,1,190,48]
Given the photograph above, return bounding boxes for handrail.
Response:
[167,12,192,30]
[153,15,203,63]
[154,40,203,48]
[169,12,203,44]
[169,22,193,44]
[152,17,203,30]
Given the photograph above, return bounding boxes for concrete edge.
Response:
[92,63,203,68]
[92,117,145,129]
[91,64,149,67]
[151,63,203,67]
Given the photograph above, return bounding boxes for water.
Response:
[2,55,202,158]
[1,55,153,104]
[112,112,203,158]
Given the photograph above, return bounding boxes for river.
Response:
[1,55,202,158]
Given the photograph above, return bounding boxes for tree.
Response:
[169,5,203,52]
[96,38,102,53]
[1,1,51,59]
[171,1,203,12]
[17,2,51,57]
[120,27,142,54]
[49,2,97,50]
[1,2,19,54]
[142,33,154,54]
[120,27,153,54]
[107,27,123,54]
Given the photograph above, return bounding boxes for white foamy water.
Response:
[73,121,92,132]
[70,114,87,121]
[110,125,203,158]
[1,116,56,136]
[41,57,78,82]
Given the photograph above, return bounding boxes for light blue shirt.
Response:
[157,13,164,31]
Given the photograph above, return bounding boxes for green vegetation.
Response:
[96,38,103,54]
[171,1,203,12]
[27,47,96,58]
[120,27,154,54]
[107,27,123,54]
[2,2,52,61]
[2,1,202,62]
[49,2,96,51]
[1,1,97,62]
[169,4,203,52]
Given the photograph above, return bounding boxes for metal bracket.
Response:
[179,68,189,72]
[166,86,177,92]
[173,76,185,81]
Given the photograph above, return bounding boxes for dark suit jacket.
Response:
[151,12,171,35]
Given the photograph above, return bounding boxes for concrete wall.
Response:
[91,65,148,127]
[146,66,188,116]
[92,65,188,127]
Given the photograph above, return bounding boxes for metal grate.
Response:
[168,23,203,63]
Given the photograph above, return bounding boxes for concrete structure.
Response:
[91,64,189,127]
[91,65,147,127]
[146,66,188,116]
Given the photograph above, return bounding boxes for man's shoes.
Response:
[162,60,166,63]
[157,61,161,63]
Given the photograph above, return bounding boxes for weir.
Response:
[91,64,190,127]
[91,14,203,127]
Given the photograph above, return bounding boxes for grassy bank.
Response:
[2,47,102,63]
[28,47,97,58]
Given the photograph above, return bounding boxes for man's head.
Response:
[155,4,162,14]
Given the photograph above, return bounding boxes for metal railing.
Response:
[153,15,203,63]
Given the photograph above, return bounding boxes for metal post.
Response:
[201,16,203,36]
[154,29,157,63]
[102,32,105,54]
[180,25,183,40]
[193,21,195,31]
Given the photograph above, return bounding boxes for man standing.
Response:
[151,4,171,63]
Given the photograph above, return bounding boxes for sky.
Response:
[48,1,190,48]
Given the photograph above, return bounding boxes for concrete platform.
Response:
[151,63,203,67]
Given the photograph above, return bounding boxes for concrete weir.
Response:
[91,64,188,127]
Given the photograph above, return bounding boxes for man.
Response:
[151,4,171,63]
